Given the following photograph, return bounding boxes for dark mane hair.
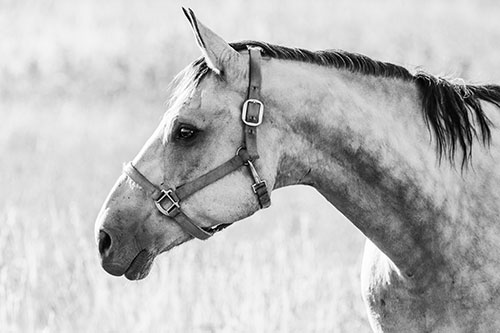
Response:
[414,73,499,167]
[186,40,500,166]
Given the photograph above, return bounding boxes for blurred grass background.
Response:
[1,0,500,332]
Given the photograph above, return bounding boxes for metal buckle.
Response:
[241,99,264,127]
[154,189,180,216]
[246,159,267,194]
[252,180,267,194]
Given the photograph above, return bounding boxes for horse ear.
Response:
[182,8,242,77]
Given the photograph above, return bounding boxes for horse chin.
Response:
[124,249,156,280]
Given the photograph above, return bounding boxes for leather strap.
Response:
[254,180,271,208]
[124,149,256,239]
[244,47,270,209]
[123,162,162,200]
[164,208,213,240]
[244,47,263,160]
[175,152,247,200]
[124,162,213,239]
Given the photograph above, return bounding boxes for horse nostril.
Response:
[98,230,112,257]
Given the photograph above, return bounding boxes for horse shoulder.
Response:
[360,239,466,332]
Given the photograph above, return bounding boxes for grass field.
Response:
[2,0,500,332]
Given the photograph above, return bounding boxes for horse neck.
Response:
[267,61,456,279]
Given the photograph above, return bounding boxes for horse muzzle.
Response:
[97,227,156,280]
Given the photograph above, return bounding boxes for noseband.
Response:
[123,47,271,240]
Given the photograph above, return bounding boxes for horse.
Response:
[94,8,500,332]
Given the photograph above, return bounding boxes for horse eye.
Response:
[175,125,198,141]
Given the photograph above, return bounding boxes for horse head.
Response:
[94,9,281,280]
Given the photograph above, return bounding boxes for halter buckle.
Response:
[252,180,267,194]
[246,159,267,193]
[241,99,264,127]
[154,189,180,216]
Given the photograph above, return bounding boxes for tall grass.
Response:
[0,201,366,332]
[1,0,500,331]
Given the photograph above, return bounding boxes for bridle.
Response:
[123,47,271,240]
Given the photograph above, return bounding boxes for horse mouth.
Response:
[124,249,155,280]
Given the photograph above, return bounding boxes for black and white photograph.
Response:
[2,0,500,332]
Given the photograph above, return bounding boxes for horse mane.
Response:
[414,73,499,167]
[183,40,500,166]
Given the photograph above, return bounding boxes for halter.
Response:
[123,47,271,240]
